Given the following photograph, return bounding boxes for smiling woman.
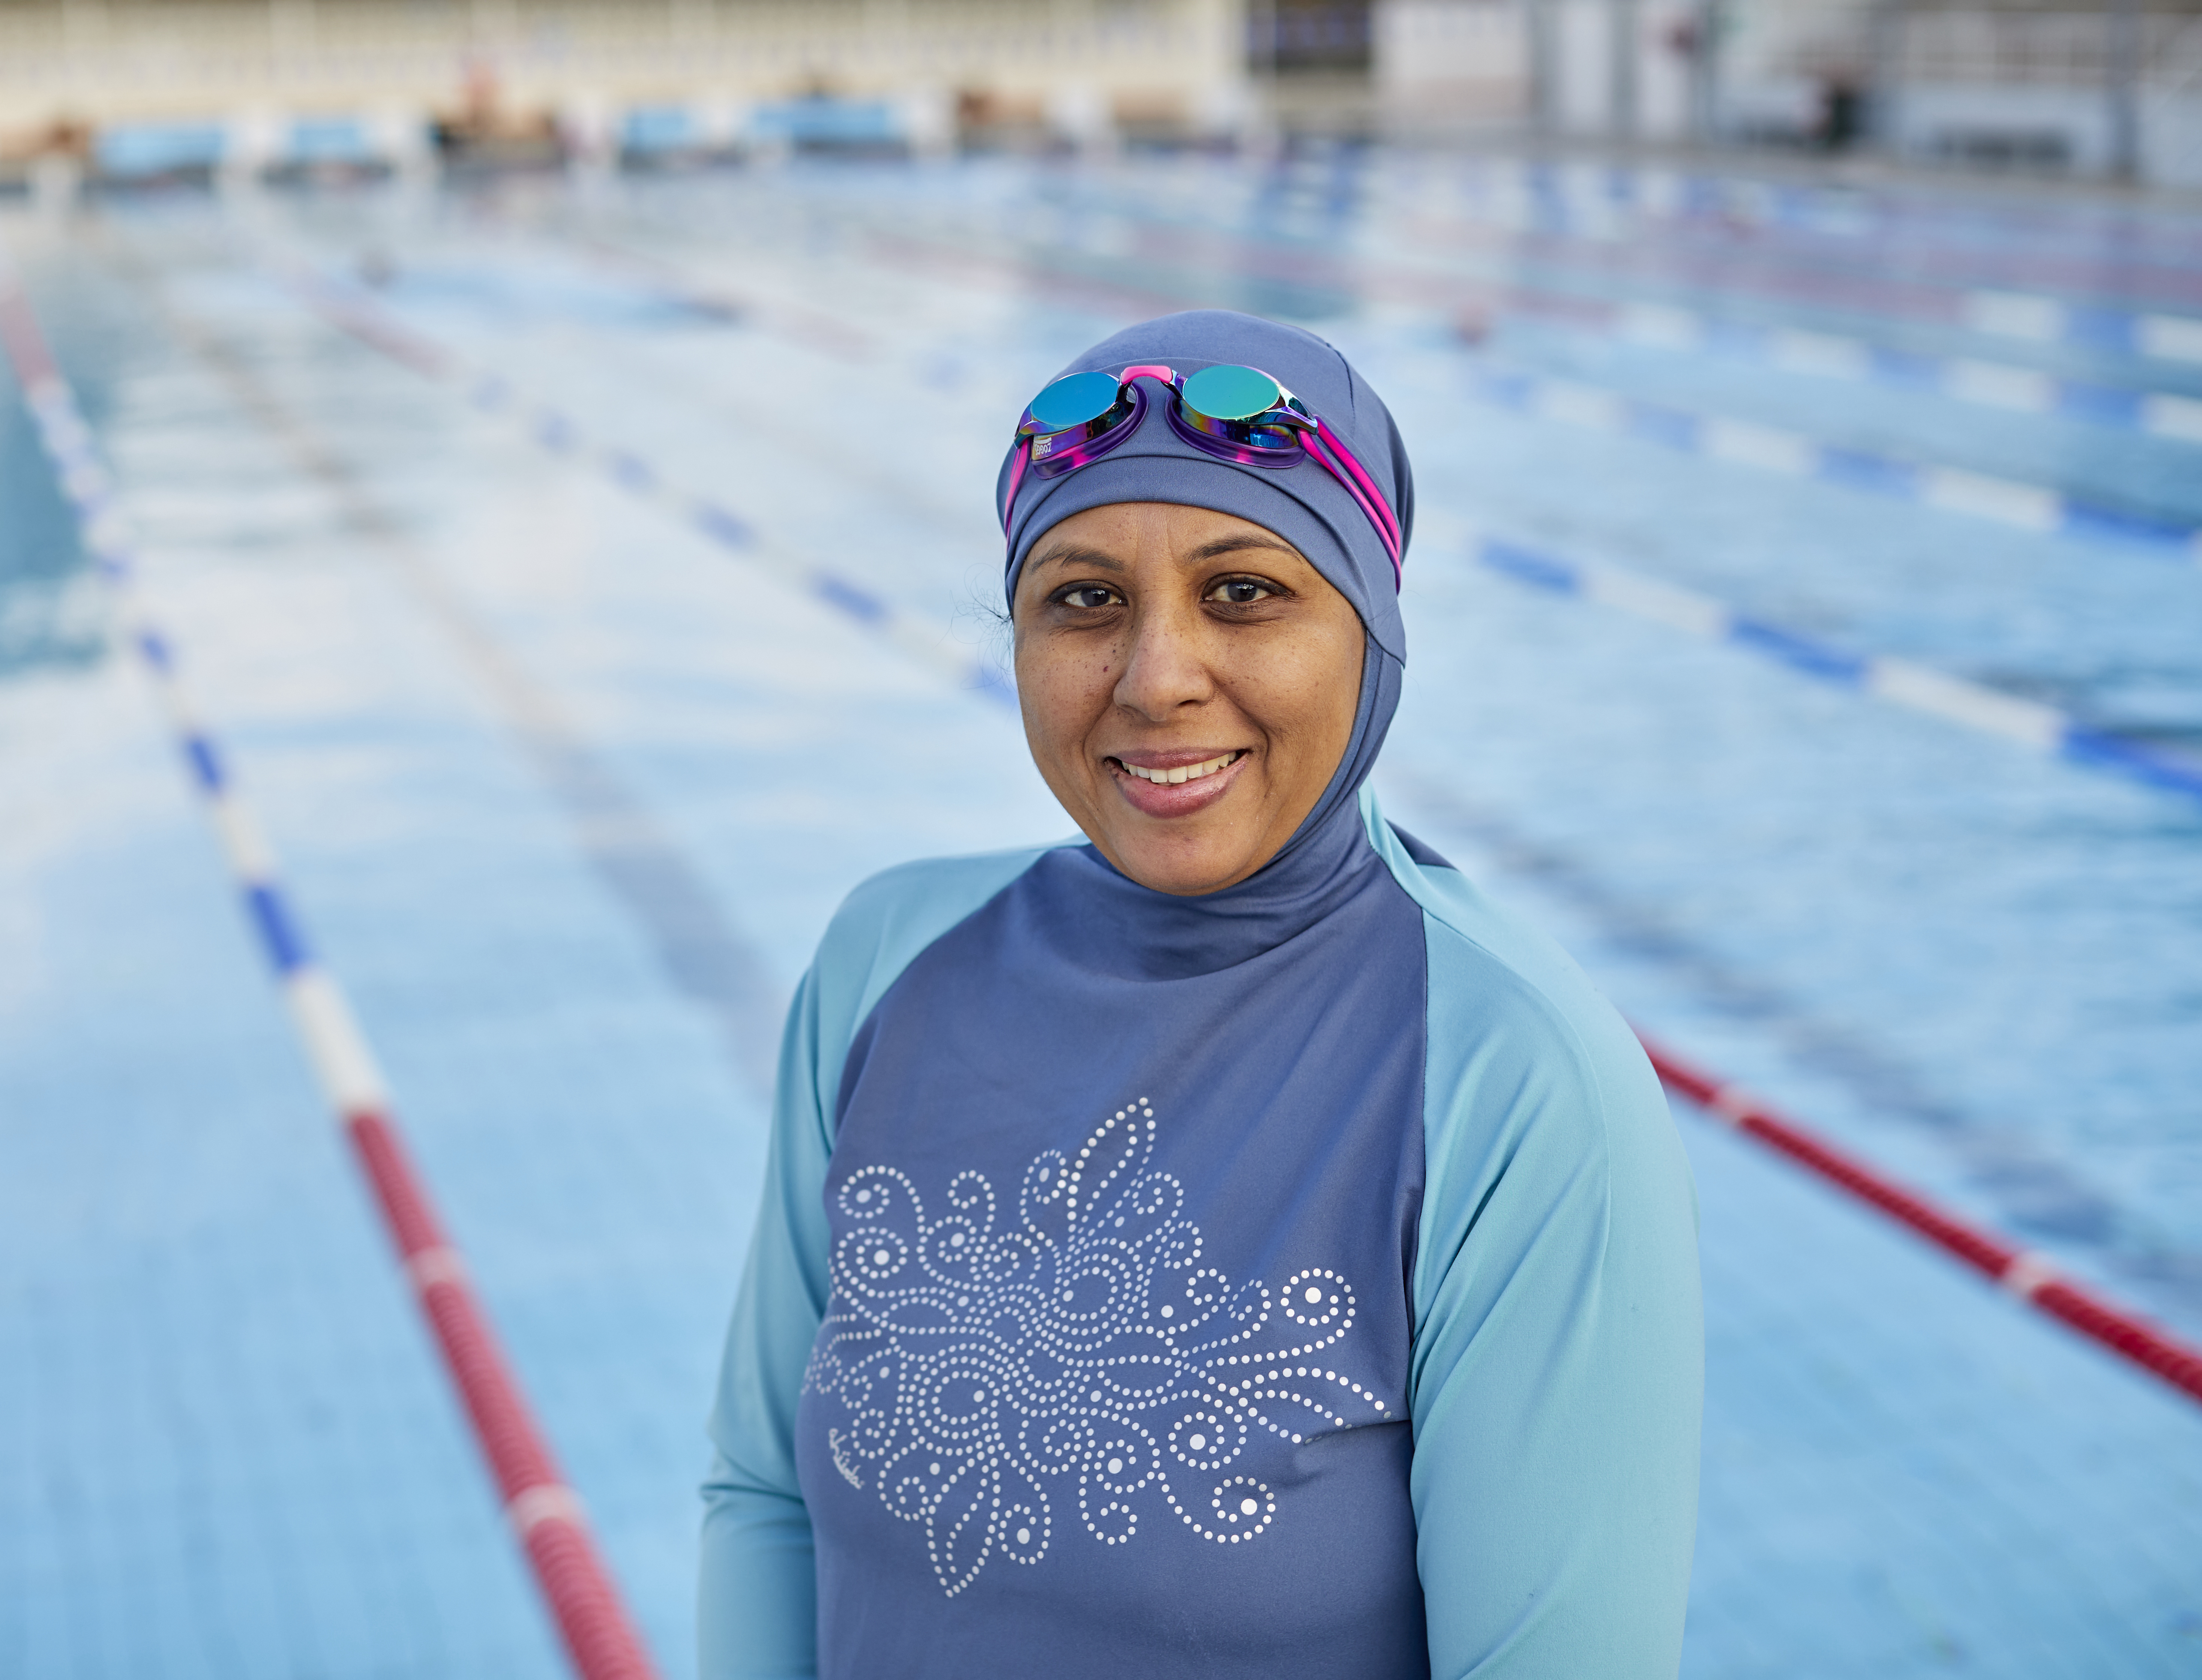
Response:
[700,312,1704,1680]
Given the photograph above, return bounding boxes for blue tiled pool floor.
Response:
[3,154,2199,1678]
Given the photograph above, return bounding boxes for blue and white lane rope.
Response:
[0,325,391,1124]
[286,268,1014,706]
[1595,300,2202,442]
[0,266,662,1680]
[1459,527,2202,807]
[1467,363,2202,564]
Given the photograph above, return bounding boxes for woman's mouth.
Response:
[1121,750,1241,787]
[1107,750,1249,818]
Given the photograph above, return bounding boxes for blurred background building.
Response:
[0,0,2197,187]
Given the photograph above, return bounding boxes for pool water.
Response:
[2,151,2199,1677]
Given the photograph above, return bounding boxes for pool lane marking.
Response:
[283,267,1012,705]
[1466,362,2202,564]
[1641,1035,2202,1410]
[0,269,662,1680]
[1462,527,2202,807]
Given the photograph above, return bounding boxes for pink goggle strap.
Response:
[1303,426,1403,585]
[1000,436,1031,533]
[1310,417,1404,563]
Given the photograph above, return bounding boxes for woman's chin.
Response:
[1119,854,1252,896]
[1100,820,1271,898]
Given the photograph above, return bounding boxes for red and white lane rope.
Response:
[1638,1030,2202,1409]
[0,270,660,1680]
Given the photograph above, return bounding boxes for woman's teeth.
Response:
[1122,751,1241,786]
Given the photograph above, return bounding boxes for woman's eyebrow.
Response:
[1188,535,1301,564]
[1034,545,1126,573]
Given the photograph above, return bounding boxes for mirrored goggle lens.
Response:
[1026,369,1126,434]
[1180,364,1285,423]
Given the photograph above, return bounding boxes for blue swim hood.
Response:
[997,311,1414,864]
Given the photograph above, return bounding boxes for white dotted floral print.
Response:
[806,1098,1384,1598]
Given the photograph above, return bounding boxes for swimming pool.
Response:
[3,150,2198,1677]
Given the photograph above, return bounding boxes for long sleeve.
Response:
[699,967,837,1680]
[1408,914,1705,1678]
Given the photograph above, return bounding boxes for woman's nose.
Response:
[1112,603,1214,721]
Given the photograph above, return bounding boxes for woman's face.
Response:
[1012,501,1365,897]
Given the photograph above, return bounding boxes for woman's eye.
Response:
[1210,579,1276,605]
[1061,585,1120,610]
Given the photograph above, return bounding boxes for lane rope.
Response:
[0,264,662,1680]
[1466,362,2202,562]
[1460,527,2202,807]
[1638,1031,2202,1409]
[1579,301,2202,441]
[277,242,2202,1410]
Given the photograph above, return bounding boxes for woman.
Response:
[700,310,1702,1679]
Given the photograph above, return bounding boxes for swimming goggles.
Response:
[1001,362,1403,582]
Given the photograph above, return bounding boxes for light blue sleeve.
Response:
[698,846,1062,1680]
[1370,807,1704,1678]
[698,958,836,1680]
